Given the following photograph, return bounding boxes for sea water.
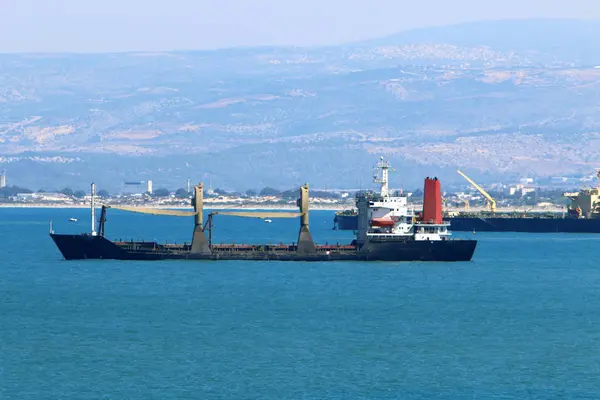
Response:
[1,208,599,399]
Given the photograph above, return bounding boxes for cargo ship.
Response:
[333,165,600,233]
[50,168,476,262]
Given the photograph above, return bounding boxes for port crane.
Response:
[457,170,497,213]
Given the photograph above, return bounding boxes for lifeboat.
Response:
[370,218,395,227]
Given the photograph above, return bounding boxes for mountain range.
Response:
[1,18,600,192]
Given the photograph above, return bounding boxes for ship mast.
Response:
[90,182,97,236]
[373,157,392,197]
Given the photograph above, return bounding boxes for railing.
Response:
[366,234,412,241]
[355,190,407,201]
[115,240,358,254]
[415,220,451,226]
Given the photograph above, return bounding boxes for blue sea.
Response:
[2,208,600,399]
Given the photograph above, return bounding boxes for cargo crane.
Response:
[457,170,496,213]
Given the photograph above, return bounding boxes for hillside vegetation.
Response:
[1,19,600,190]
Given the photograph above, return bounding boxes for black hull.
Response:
[334,214,600,233]
[450,217,600,233]
[50,234,477,262]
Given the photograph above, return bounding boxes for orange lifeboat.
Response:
[370,218,395,227]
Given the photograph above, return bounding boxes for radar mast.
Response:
[373,156,392,197]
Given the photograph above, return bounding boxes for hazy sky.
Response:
[0,0,599,52]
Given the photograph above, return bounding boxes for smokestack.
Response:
[423,177,442,224]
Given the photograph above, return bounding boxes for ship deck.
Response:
[113,240,361,261]
[114,241,358,255]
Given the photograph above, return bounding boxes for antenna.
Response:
[373,156,391,197]
[90,182,97,236]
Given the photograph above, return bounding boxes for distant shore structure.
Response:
[0,170,6,189]
[122,180,153,194]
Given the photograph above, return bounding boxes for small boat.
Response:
[264,219,272,223]
[69,218,78,222]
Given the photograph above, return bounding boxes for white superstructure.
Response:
[356,157,451,244]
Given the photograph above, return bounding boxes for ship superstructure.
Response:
[355,157,450,245]
[564,169,600,219]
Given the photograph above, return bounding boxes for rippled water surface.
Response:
[1,208,600,399]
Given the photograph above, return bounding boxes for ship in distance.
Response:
[334,166,600,233]
[49,162,477,262]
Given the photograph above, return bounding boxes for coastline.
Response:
[0,203,566,213]
[0,203,352,211]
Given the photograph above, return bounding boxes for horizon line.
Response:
[0,17,596,56]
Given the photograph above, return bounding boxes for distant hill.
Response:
[1,18,600,192]
[357,19,600,65]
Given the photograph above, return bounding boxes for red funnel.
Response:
[423,177,442,224]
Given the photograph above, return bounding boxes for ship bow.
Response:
[50,233,124,260]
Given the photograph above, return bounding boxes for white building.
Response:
[14,192,72,202]
[509,185,536,196]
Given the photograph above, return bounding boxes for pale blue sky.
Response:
[0,0,598,52]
